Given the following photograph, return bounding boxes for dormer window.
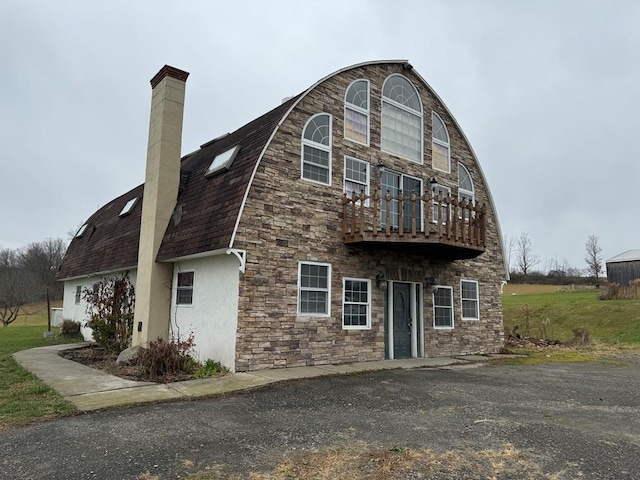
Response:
[432,112,450,173]
[344,79,369,145]
[381,74,423,163]
[206,145,240,177]
[301,113,332,185]
[75,224,88,238]
[119,197,138,217]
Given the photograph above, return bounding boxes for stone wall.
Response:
[232,62,506,371]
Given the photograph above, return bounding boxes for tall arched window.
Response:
[458,162,474,205]
[344,79,369,145]
[301,113,332,185]
[381,74,423,163]
[432,112,450,173]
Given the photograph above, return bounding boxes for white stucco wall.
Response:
[61,270,137,342]
[170,254,240,372]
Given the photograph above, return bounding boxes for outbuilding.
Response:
[606,249,640,286]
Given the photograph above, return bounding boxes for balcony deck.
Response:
[341,190,486,260]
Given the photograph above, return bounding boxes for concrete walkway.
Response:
[13,343,506,412]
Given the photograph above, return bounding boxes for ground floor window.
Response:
[74,285,81,304]
[461,280,479,320]
[176,271,194,305]
[342,278,371,329]
[433,286,453,328]
[298,261,331,316]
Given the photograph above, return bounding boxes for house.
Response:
[606,249,640,286]
[58,60,508,372]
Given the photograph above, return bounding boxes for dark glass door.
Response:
[393,283,412,359]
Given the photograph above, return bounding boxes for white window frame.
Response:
[301,113,332,186]
[297,261,331,317]
[432,111,451,173]
[458,162,474,205]
[344,79,370,146]
[74,285,82,305]
[460,279,480,320]
[433,285,454,329]
[206,145,240,177]
[381,74,423,164]
[175,270,195,307]
[119,197,138,217]
[380,169,424,232]
[342,277,371,330]
[343,156,370,205]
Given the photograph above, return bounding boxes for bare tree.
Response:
[0,248,38,327]
[503,234,516,273]
[584,234,603,282]
[515,233,539,275]
[19,238,67,300]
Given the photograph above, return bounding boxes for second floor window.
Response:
[344,79,369,145]
[381,74,423,163]
[432,112,450,173]
[301,113,332,185]
[344,157,370,202]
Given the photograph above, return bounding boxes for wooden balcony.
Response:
[341,190,486,259]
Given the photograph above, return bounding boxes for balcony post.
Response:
[398,190,404,237]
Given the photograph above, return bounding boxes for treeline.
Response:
[0,238,67,326]
[508,272,602,286]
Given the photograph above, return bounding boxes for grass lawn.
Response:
[502,284,640,344]
[0,321,79,430]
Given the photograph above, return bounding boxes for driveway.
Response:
[3,359,640,479]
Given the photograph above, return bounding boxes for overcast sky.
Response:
[1,0,638,273]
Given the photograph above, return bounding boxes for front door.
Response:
[393,282,412,359]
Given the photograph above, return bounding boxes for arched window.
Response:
[344,79,369,145]
[381,74,423,163]
[458,162,474,205]
[432,112,450,173]
[301,113,332,185]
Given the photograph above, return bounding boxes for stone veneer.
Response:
[232,63,505,371]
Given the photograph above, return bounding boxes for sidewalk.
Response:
[13,343,507,412]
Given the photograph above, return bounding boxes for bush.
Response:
[138,333,196,382]
[572,327,590,346]
[83,272,135,352]
[60,319,81,337]
[600,280,640,300]
[194,359,224,378]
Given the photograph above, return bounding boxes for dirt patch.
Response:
[59,345,195,383]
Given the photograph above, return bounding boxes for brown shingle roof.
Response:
[57,185,143,279]
[58,95,298,279]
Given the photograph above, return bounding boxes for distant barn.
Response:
[606,249,640,286]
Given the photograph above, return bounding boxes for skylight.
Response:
[75,224,88,237]
[119,197,138,217]
[205,145,240,177]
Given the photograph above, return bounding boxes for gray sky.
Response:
[2,0,638,273]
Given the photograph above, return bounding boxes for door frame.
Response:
[386,281,424,359]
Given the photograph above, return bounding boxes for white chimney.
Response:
[133,65,189,347]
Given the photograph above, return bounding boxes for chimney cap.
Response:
[150,65,190,88]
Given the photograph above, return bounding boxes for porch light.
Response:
[376,161,386,176]
[375,273,386,288]
[425,277,439,294]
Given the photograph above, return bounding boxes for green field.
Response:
[0,323,79,429]
[502,284,640,344]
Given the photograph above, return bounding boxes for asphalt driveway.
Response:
[3,359,640,479]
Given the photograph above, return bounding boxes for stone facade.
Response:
[233,62,506,371]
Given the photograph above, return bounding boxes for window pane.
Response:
[176,288,193,305]
[343,279,369,328]
[432,112,449,143]
[346,80,368,109]
[345,108,367,143]
[381,102,422,161]
[462,300,478,319]
[432,142,449,172]
[300,291,327,314]
[383,75,421,112]
[303,114,330,145]
[177,272,194,287]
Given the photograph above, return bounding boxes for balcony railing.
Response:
[341,190,486,259]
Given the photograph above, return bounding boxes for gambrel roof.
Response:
[606,249,640,263]
[58,95,300,279]
[58,60,506,280]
